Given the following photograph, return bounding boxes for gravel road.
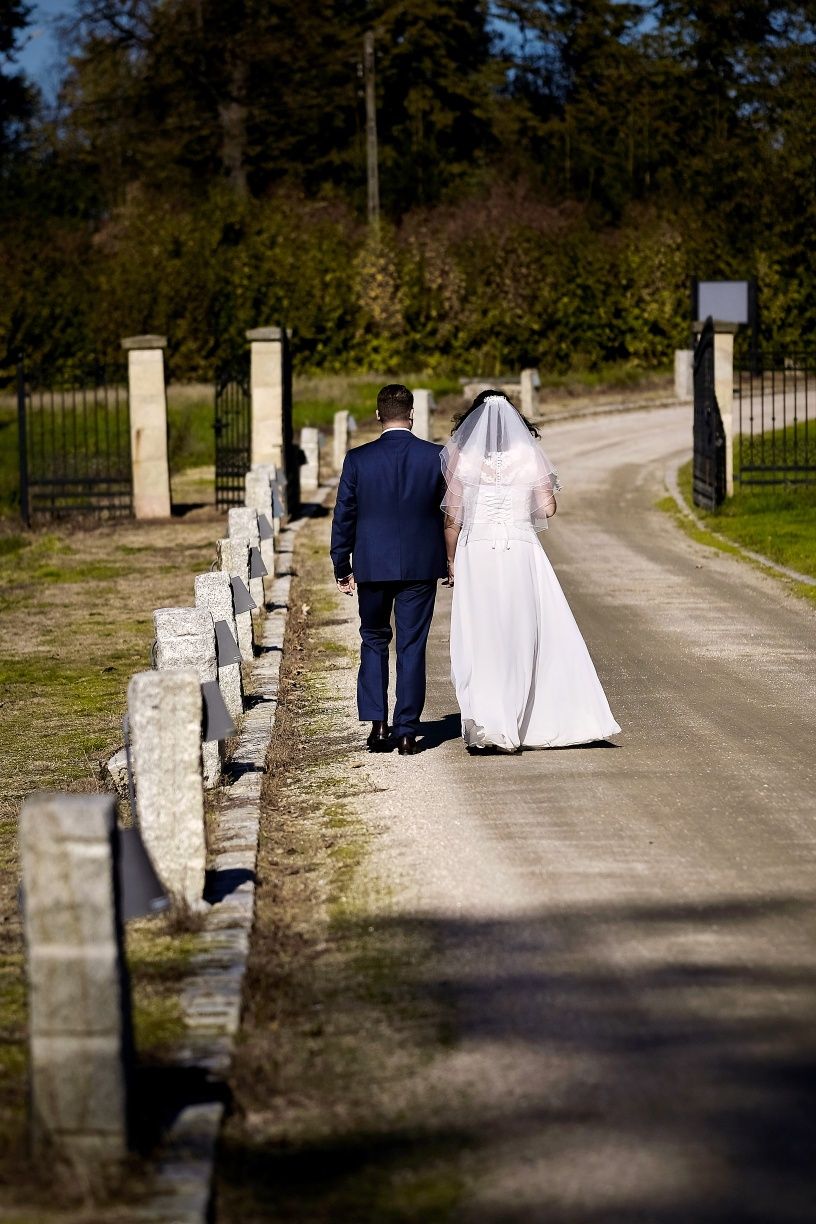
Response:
[334,404,816,1222]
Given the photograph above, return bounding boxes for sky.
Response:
[13,0,73,101]
[13,2,526,103]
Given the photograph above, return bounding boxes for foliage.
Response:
[1,1,815,376]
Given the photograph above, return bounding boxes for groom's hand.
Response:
[337,574,356,595]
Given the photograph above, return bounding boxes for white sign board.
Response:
[697,281,750,325]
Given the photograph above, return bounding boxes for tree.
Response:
[0,0,34,158]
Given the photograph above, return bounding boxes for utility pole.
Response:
[363,30,380,233]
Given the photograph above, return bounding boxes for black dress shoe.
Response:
[366,720,392,751]
[397,734,417,756]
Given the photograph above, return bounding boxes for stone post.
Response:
[128,670,206,909]
[153,607,220,788]
[122,335,171,520]
[300,427,319,492]
[333,410,350,470]
[674,350,694,401]
[694,320,738,497]
[520,368,540,419]
[246,327,285,470]
[20,792,131,1169]
[228,507,265,608]
[217,537,254,661]
[194,572,244,723]
[411,390,434,441]
[245,467,276,591]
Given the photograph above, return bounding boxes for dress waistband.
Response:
[461,522,538,550]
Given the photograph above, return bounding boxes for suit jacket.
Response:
[330,429,448,583]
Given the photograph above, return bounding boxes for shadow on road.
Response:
[417,712,462,752]
[217,893,816,1222]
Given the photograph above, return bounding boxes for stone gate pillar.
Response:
[246,327,285,470]
[122,335,171,519]
[695,320,738,497]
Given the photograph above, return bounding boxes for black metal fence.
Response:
[693,317,726,509]
[736,350,816,485]
[214,360,251,509]
[17,356,132,525]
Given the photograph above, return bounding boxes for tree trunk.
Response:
[220,54,248,195]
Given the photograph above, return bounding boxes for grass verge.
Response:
[0,511,221,1210]
[216,514,464,1223]
[678,458,816,580]
[660,461,816,607]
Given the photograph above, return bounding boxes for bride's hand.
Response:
[443,560,455,587]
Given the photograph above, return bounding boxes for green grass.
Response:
[293,371,461,430]
[536,359,673,397]
[678,447,816,579]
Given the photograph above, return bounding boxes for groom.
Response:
[330,384,447,755]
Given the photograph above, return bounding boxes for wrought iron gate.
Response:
[736,349,815,485]
[693,317,726,509]
[17,355,132,525]
[214,361,251,509]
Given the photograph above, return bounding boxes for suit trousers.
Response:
[356,580,438,736]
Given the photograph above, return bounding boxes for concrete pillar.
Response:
[246,327,286,470]
[333,410,350,470]
[300,427,319,492]
[122,335,171,519]
[714,328,736,497]
[20,792,131,1168]
[128,670,206,910]
[217,537,254,662]
[228,507,264,609]
[694,321,737,497]
[194,572,243,724]
[153,607,219,788]
[245,467,276,592]
[674,349,694,401]
[411,390,434,441]
[520,368,540,419]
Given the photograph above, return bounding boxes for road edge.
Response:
[663,458,816,593]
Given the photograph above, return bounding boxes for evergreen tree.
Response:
[0,0,35,158]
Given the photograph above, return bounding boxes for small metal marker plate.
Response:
[119,827,170,921]
[215,619,242,666]
[230,575,257,613]
[272,485,284,517]
[201,679,237,742]
[249,546,268,578]
[258,513,274,540]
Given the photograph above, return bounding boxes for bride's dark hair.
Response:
[452,388,540,437]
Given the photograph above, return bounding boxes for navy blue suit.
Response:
[330,428,447,736]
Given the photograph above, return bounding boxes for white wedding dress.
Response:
[443,402,620,752]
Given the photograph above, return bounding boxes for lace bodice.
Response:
[467,483,535,526]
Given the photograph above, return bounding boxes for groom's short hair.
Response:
[377,384,413,422]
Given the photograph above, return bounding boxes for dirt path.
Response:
[222,406,816,1222]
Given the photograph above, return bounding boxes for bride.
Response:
[441,390,620,753]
